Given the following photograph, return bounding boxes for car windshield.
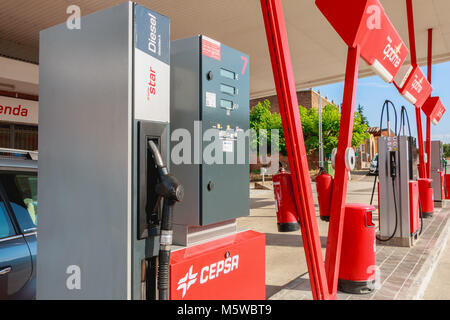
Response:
[0,172,37,232]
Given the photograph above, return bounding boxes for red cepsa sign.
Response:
[395,65,433,108]
[422,96,446,125]
[169,230,265,300]
[316,0,409,83]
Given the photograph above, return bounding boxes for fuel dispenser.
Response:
[430,141,446,205]
[37,3,265,300]
[393,64,436,219]
[169,35,265,300]
[38,3,173,299]
[374,102,421,247]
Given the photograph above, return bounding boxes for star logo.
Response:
[176,265,198,298]
[395,43,402,55]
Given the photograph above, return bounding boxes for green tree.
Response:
[249,100,370,156]
[443,144,450,159]
[249,99,286,155]
[357,104,369,125]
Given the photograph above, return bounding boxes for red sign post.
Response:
[316,0,409,297]
[261,0,410,300]
[405,0,428,179]
[260,0,331,300]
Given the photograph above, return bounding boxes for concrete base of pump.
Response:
[338,279,375,295]
[277,222,300,232]
[422,211,434,218]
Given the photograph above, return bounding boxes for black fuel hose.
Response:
[398,106,424,236]
[148,140,184,300]
[398,106,412,137]
[370,100,398,206]
[370,100,399,241]
[418,198,424,236]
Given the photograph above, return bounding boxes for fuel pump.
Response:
[37,3,265,300]
[168,35,265,300]
[430,141,447,205]
[372,101,421,247]
[37,3,177,299]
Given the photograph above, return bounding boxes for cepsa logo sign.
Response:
[383,38,402,69]
[176,254,239,298]
[411,76,424,94]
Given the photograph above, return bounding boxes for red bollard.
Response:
[445,174,450,200]
[338,203,377,294]
[409,181,420,235]
[273,170,300,232]
[418,178,434,218]
[316,170,333,222]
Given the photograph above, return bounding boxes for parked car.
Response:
[369,153,378,175]
[0,148,37,299]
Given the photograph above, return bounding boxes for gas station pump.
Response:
[377,135,421,246]
[38,3,174,299]
[169,35,265,300]
[372,100,421,247]
[37,3,265,300]
[430,141,446,204]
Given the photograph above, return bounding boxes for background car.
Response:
[0,148,37,300]
[369,153,378,175]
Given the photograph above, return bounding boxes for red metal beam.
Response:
[260,0,331,300]
[406,0,426,178]
[406,0,418,67]
[426,28,433,178]
[325,45,360,296]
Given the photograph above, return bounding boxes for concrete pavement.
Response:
[423,233,450,299]
[238,171,450,300]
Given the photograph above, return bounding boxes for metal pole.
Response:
[406,0,426,179]
[319,90,324,168]
[260,0,331,300]
[325,45,361,297]
[426,28,433,179]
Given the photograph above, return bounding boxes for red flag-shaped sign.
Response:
[395,65,432,108]
[422,96,446,125]
[316,0,409,83]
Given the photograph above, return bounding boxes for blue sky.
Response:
[314,61,450,143]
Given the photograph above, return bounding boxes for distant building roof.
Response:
[367,127,395,137]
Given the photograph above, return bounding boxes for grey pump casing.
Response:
[430,141,444,201]
[170,36,250,244]
[38,2,170,299]
[378,136,418,247]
